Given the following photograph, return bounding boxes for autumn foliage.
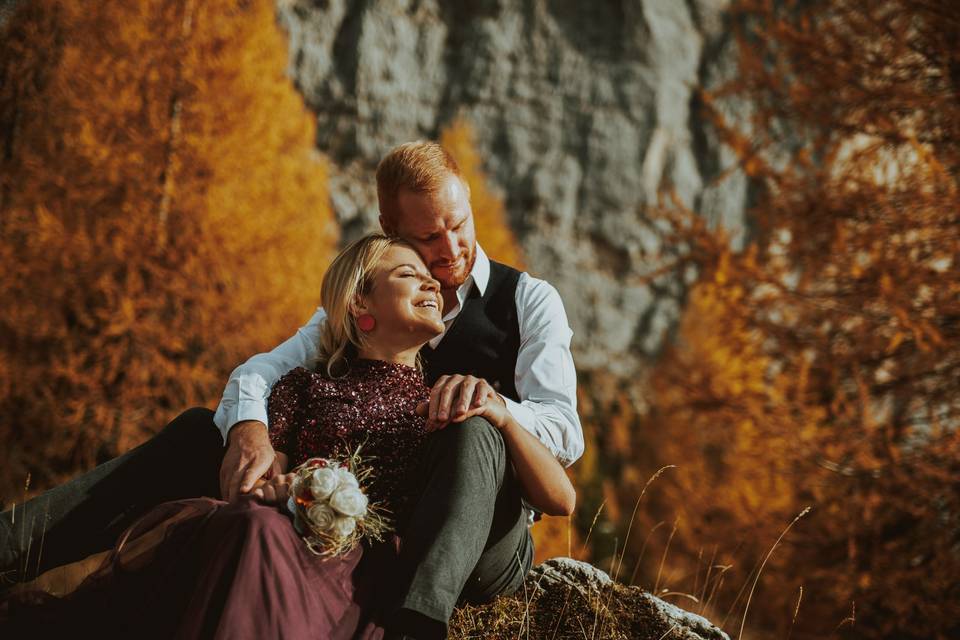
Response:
[0,0,337,500]
[622,1,960,638]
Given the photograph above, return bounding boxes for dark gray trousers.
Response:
[0,407,223,584]
[396,416,534,625]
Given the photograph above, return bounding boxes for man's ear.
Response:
[379,214,396,237]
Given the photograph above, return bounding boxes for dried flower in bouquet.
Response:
[285,451,389,557]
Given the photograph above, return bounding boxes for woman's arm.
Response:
[497,408,576,516]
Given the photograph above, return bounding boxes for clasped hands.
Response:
[219,374,506,502]
[416,374,509,432]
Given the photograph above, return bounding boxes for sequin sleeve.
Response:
[266,367,313,458]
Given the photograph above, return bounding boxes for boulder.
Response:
[450,557,729,639]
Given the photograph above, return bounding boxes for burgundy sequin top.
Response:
[267,359,429,521]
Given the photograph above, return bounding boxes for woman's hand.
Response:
[250,471,295,505]
[417,374,508,432]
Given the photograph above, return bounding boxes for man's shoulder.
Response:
[487,259,523,283]
[514,272,570,334]
[488,260,554,293]
[485,260,567,318]
[517,271,562,303]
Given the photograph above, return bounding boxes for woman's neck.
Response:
[356,343,420,368]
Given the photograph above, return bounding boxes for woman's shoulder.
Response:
[275,366,314,385]
[273,360,427,402]
[273,366,339,396]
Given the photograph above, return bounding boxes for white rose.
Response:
[306,503,336,532]
[329,486,368,517]
[335,467,360,489]
[332,516,357,538]
[309,467,339,500]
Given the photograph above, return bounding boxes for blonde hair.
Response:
[316,233,412,377]
[376,141,470,225]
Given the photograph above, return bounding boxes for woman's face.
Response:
[359,245,444,342]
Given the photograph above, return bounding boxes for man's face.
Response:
[383,173,477,291]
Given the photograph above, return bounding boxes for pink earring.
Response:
[356,314,376,332]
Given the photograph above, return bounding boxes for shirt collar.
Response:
[440,243,489,325]
[466,243,490,297]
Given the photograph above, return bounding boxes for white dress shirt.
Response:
[213,244,584,468]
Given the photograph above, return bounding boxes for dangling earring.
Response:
[356,313,376,332]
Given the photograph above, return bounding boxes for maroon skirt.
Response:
[1,497,398,639]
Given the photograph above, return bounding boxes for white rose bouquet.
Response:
[284,452,389,557]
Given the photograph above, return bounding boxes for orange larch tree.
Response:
[626,1,960,638]
[0,0,337,499]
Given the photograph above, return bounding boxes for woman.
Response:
[2,234,575,639]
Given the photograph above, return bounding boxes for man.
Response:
[1,141,582,638]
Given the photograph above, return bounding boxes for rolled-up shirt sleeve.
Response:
[213,307,326,443]
[503,274,584,468]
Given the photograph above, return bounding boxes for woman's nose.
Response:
[422,276,440,291]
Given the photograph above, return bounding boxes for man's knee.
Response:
[422,417,507,487]
[160,407,217,444]
[428,416,503,457]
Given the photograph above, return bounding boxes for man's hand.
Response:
[416,374,509,432]
[220,420,278,501]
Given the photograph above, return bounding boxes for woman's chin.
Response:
[409,310,445,337]
[419,318,445,338]
[400,318,445,343]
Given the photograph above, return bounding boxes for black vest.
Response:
[420,261,522,401]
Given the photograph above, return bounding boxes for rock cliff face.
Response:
[279,0,750,375]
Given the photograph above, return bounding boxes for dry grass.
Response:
[449,578,673,640]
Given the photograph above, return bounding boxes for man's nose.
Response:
[438,232,458,260]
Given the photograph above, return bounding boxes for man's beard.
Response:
[432,246,476,290]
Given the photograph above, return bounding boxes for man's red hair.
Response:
[376,141,470,225]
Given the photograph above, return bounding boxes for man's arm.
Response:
[214,306,326,500]
[503,274,583,468]
[421,274,584,467]
[213,306,327,442]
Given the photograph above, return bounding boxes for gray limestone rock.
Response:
[278,0,750,376]
[528,558,730,640]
